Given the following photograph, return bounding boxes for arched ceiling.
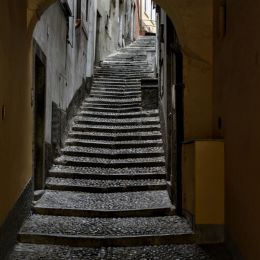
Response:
[27,0,213,65]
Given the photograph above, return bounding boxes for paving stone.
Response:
[9,244,232,260]
[65,138,163,149]
[49,165,166,175]
[62,146,164,158]
[73,117,160,126]
[68,130,162,138]
[72,123,161,132]
[20,215,192,237]
[46,178,166,189]
[34,190,172,211]
[79,109,159,118]
[55,155,165,165]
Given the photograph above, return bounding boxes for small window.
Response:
[75,0,81,28]
[59,0,72,17]
[86,0,89,21]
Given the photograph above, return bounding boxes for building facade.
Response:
[138,0,156,35]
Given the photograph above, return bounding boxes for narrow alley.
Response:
[8,37,230,259]
[3,0,260,259]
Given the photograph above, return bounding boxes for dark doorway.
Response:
[33,41,46,191]
[95,11,102,64]
[166,17,184,215]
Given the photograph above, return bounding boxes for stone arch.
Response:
[27,0,57,37]
[27,0,214,139]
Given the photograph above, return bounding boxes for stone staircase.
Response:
[9,36,223,259]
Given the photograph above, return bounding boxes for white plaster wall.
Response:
[33,1,89,143]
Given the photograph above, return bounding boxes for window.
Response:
[75,0,81,28]
[59,0,72,17]
[86,0,89,21]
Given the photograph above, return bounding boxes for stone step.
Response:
[91,84,140,89]
[12,243,228,260]
[91,86,141,92]
[81,103,141,109]
[89,93,140,99]
[89,92,141,100]
[65,138,163,149]
[84,97,141,103]
[79,106,142,113]
[90,90,141,95]
[61,146,164,159]
[71,123,161,133]
[49,165,166,180]
[89,94,140,100]
[94,72,143,77]
[18,215,194,247]
[46,177,167,192]
[78,110,158,119]
[54,155,165,168]
[74,116,160,126]
[95,69,152,73]
[68,131,162,141]
[31,190,174,218]
[93,79,140,83]
[93,74,145,79]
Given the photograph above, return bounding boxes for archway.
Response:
[0,1,216,257]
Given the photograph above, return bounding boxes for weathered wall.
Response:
[154,0,214,140]
[0,0,32,225]
[33,1,88,144]
[214,0,260,259]
[86,0,97,77]
[96,0,137,61]
[96,0,120,61]
[140,0,156,34]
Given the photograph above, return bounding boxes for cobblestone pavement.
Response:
[10,244,232,260]
[9,36,232,259]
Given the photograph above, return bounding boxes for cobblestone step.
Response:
[91,87,141,93]
[81,103,141,110]
[93,80,140,84]
[49,165,166,180]
[94,73,143,77]
[94,75,143,79]
[82,101,142,107]
[90,90,141,95]
[74,116,160,126]
[68,131,162,141]
[54,155,165,168]
[62,146,164,159]
[79,106,142,113]
[32,190,174,218]
[18,215,193,247]
[72,123,161,133]
[89,94,140,100]
[11,243,233,260]
[84,97,141,103]
[46,178,167,192]
[91,85,140,90]
[65,138,163,149]
[78,109,159,119]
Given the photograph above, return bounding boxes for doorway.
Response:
[33,41,46,191]
[95,11,101,64]
[166,17,184,215]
